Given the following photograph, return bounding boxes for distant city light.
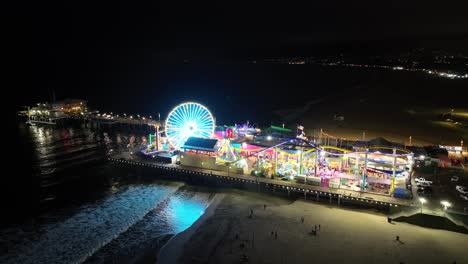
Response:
[318,62,467,80]
[267,135,272,141]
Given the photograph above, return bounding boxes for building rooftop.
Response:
[182,137,219,152]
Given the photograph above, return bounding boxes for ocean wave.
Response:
[0,184,183,264]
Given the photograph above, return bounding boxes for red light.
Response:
[226,128,233,139]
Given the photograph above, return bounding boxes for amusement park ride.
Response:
[141,102,414,197]
[142,102,215,155]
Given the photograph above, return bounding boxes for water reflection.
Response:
[5,124,214,264]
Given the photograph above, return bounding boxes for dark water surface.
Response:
[2,123,213,264]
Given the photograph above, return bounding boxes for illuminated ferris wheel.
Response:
[165,102,215,149]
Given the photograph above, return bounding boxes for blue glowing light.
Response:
[168,199,206,233]
[165,102,215,149]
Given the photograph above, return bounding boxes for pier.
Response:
[19,99,161,129]
[23,111,161,131]
[21,100,467,215]
[107,153,411,211]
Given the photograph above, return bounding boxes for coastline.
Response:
[157,193,226,264]
[131,233,173,264]
[163,190,468,264]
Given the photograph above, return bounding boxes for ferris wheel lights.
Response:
[165,102,215,149]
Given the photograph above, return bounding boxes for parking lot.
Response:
[412,165,468,214]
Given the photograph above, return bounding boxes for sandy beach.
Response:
[158,190,468,264]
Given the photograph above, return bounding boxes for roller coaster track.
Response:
[320,145,351,153]
[358,146,412,154]
[226,138,321,165]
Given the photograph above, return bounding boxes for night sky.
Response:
[21,1,468,123]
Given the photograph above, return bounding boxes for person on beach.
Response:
[319,224,321,230]
[275,232,278,239]
[396,235,400,241]
[264,204,266,210]
[271,231,274,236]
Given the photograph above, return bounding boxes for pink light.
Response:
[214,131,224,140]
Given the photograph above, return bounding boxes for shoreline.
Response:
[129,233,173,264]
[157,193,226,264]
[169,190,468,264]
